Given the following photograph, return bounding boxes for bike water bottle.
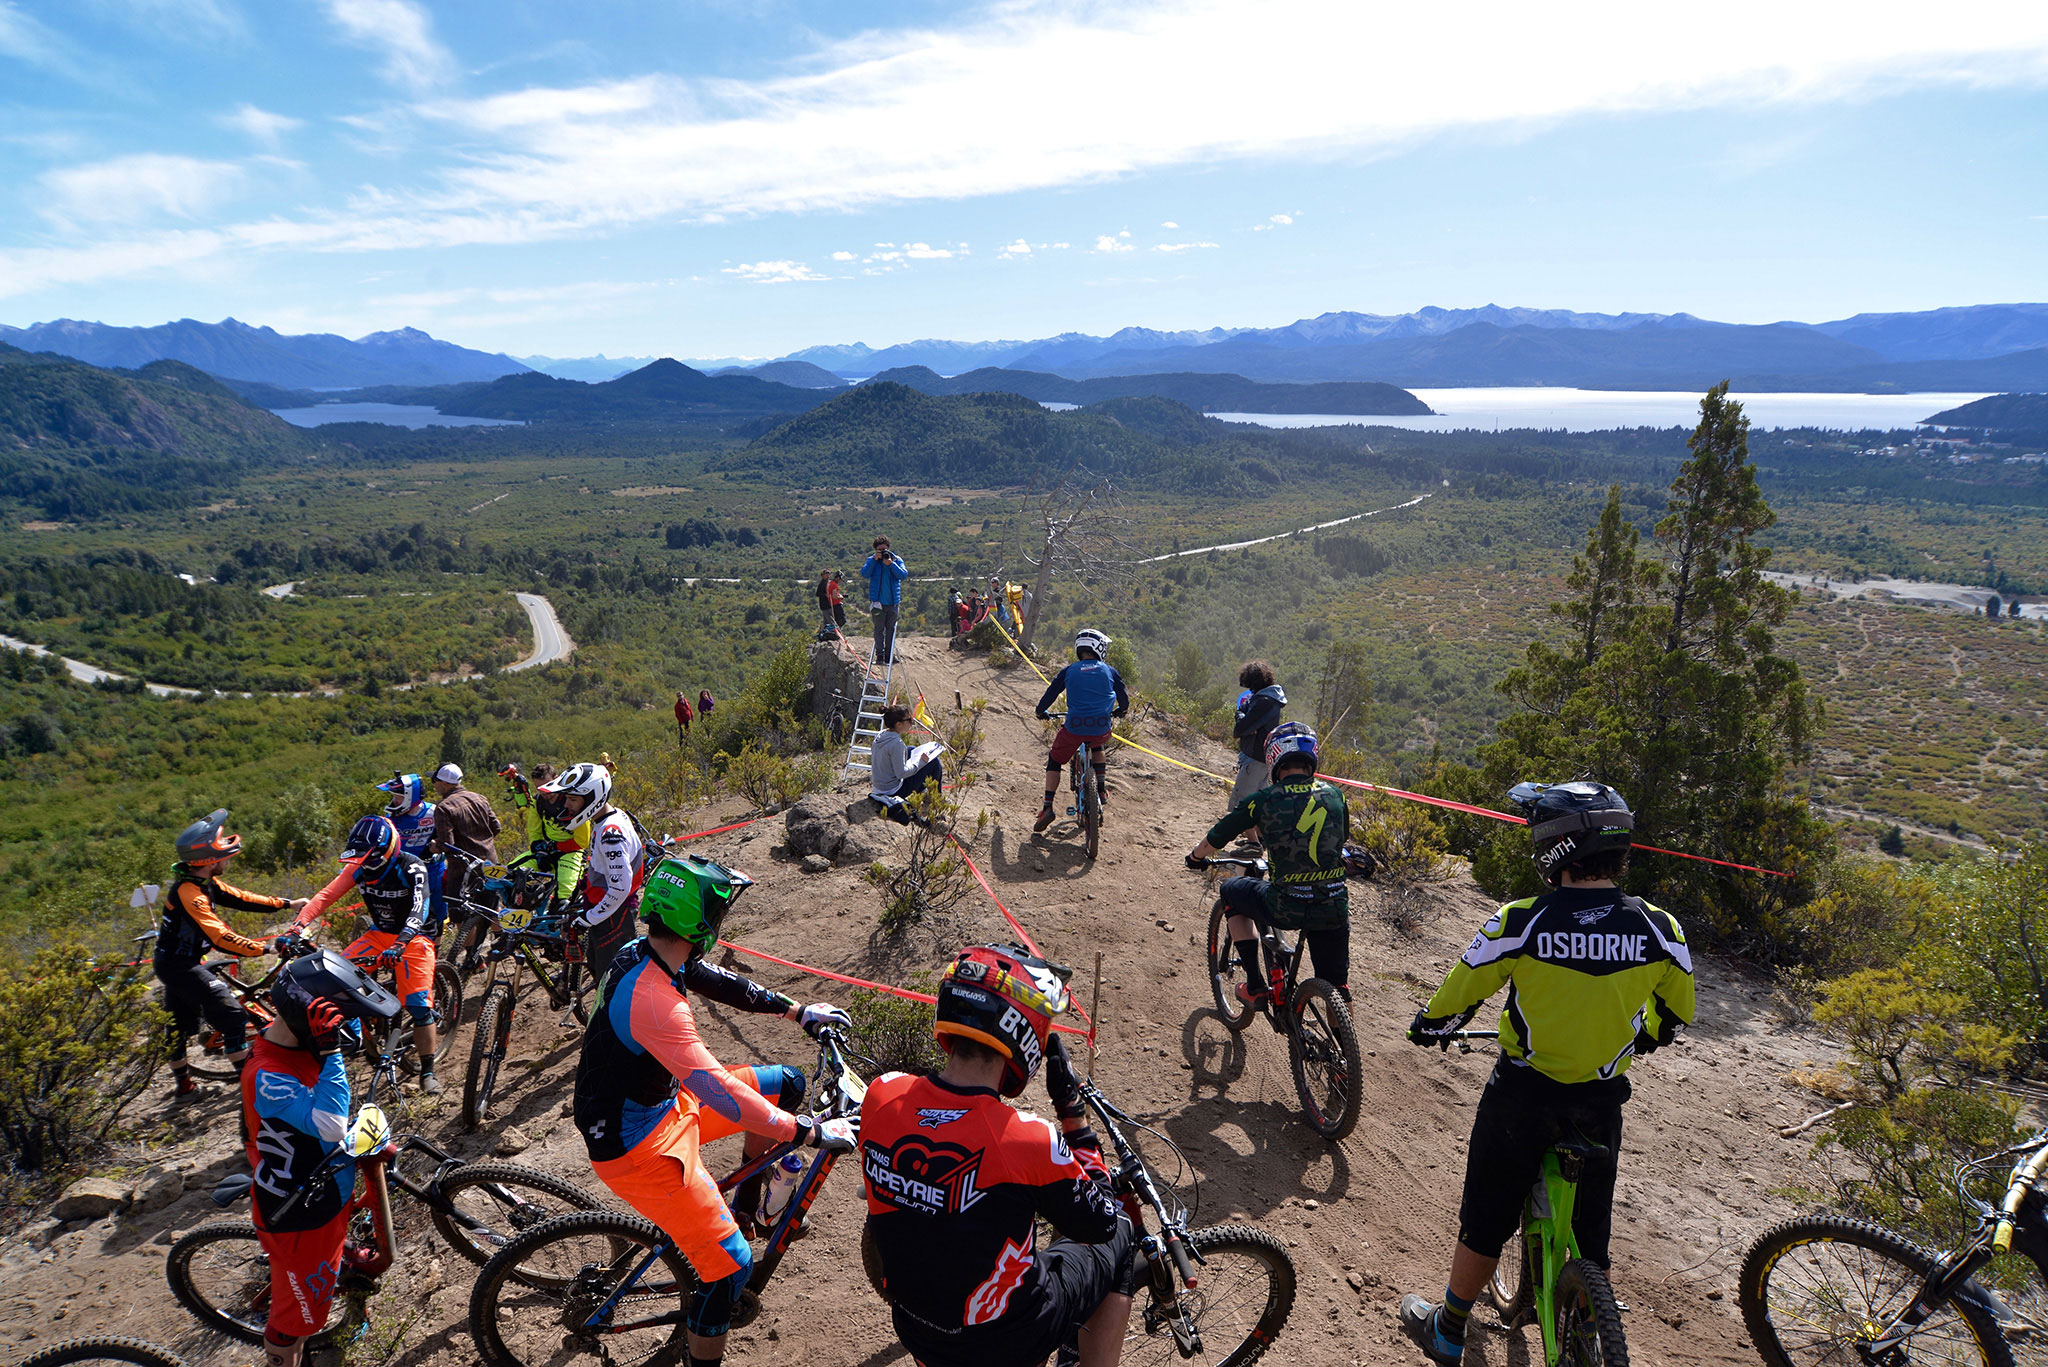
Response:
[756,1153,806,1225]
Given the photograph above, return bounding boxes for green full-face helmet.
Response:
[640,854,754,951]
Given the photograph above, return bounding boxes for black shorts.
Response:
[156,957,250,1055]
[1218,878,1351,989]
[896,1222,1138,1367]
[1456,1061,1627,1268]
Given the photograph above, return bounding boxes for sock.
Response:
[1234,940,1263,987]
[1439,1287,1474,1347]
[689,1356,721,1367]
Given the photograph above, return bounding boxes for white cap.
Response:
[433,763,464,784]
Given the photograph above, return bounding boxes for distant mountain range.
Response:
[0,318,528,389]
[517,353,660,383]
[712,359,848,389]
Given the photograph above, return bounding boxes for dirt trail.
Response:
[1,632,1837,1367]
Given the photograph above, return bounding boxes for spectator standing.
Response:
[698,689,715,719]
[869,704,944,823]
[948,589,967,637]
[430,763,501,867]
[1229,662,1288,842]
[827,570,847,630]
[815,572,835,633]
[862,537,909,666]
[674,691,694,739]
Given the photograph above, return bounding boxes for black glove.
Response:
[1113,706,1128,718]
[1633,1015,1678,1057]
[1184,853,1209,872]
[1035,710,1050,721]
[530,838,556,864]
[1043,1036,1086,1122]
[1408,1008,1461,1051]
[1342,845,1377,881]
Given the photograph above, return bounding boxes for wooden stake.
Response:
[1088,950,1104,1078]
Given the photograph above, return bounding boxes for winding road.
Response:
[0,590,572,698]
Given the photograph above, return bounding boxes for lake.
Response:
[1208,388,1993,433]
[270,403,523,429]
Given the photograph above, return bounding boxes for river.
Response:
[269,402,523,429]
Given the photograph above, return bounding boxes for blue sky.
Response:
[2,0,2046,360]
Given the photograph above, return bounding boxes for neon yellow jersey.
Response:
[1424,887,1695,1085]
[510,790,593,902]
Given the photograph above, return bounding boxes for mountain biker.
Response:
[292,815,446,1095]
[1399,781,1696,1366]
[156,810,310,1098]
[500,761,591,910]
[241,947,398,1367]
[376,772,446,933]
[859,943,1135,1367]
[573,853,855,1367]
[1183,722,1361,1004]
[537,760,647,974]
[1228,662,1288,844]
[1032,628,1129,834]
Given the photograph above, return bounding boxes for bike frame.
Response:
[1205,856,1310,1031]
[1078,1081,1208,1353]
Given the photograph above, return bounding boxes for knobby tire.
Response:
[164,1222,361,1347]
[13,1337,189,1367]
[1287,978,1363,1141]
[1121,1223,1296,1367]
[431,962,465,1064]
[468,1209,695,1367]
[1739,1215,2013,1367]
[463,981,515,1131]
[1554,1259,1628,1366]
[1486,1209,1534,1326]
[428,1161,605,1268]
[1207,901,1254,1033]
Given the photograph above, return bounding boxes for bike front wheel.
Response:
[464,981,515,1130]
[1120,1223,1296,1367]
[429,1161,607,1268]
[1740,1215,2013,1367]
[469,1210,693,1367]
[14,1337,190,1367]
[1287,978,1363,1141]
[1206,902,1254,1033]
[1485,1208,1533,1326]
[1554,1258,1629,1366]
[164,1222,362,1347]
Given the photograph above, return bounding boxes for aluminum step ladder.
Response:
[841,629,899,779]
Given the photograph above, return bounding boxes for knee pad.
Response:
[404,990,434,1024]
[1045,758,1062,773]
[768,1065,807,1112]
[687,1252,753,1337]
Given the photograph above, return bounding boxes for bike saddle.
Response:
[210,1172,254,1206]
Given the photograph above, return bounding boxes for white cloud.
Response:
[0,1,86,79]
[40,154,245,227]
[998,238,1031,257]
[1253,211,1295,231]
[830,249,856,261]
[322,0,455,91]
[1092,234,1133,253]
[220,103,304,147]
[723,259,826,284]
[1154,239,1218,252]
[1160,220,1178,228]
[10,0,2048,296]
[904,242,955,258]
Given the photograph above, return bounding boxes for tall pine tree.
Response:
[1475,385,1829,944]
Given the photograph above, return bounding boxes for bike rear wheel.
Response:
[14,1338,189,1367]
[565,960,591,1026]
[469,1210,694,1367]
[1740,1215,2013,1367]
[164,1222,362,1347]
[464,982,515,1130]
[1071,757,1100,860]
[183,1028,250,1082]
[1287,978,1363,1141]
[1120,1223,1296,1367]
[1554,1258,1629,1366]
[1485,1207,1534,1325]
[429,1161,605,1268]
[1206,902,1254,1033]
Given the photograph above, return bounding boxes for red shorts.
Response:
[258,1206,350,1338]
[1046,726,1110,768]
[343,929,436,1019]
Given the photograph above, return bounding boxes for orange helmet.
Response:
[934,944,1072,1098]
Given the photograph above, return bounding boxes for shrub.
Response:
[249,783,335,872]
[1105,637,1140,690]
[722,743,790,811]
[847,976,944,1077]
[942,698,988,775]
[1323,748,1450,883]
[0,940,167,1170]
[867,790,987,933]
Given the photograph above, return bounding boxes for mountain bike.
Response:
[336,942,463,1112]
[1199,854,1364,1141]
[166,1106,601,1347]
[448,866,594,1130]
[1045,710,1107,860]
[1739,1130,2048,1366]
[11,1341,187,1367]
[1439,1030,1629,1366]
[134,930,283,1082]
[466,1024,871,1367]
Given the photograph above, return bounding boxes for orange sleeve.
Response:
[209,879,291,914]
[293,867,358,932]
[175,883,268,957]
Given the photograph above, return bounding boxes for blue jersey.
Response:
[389,803,447,928]
[1038,660,1127,735]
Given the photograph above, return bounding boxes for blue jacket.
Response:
[1038,660,1128,735]
[861,553,909,607]
[1234,684,1288,762]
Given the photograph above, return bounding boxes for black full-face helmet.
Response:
[1509,780,1634,884]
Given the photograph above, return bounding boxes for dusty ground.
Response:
[0,631,1841,1367]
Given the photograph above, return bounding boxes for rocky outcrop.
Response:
[784,793,890,867]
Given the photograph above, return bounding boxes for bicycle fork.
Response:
[1530,1152,1584,1361]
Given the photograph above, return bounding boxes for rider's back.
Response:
[860,1071,1124,1362]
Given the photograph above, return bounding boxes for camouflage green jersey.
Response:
[1204,777,1350,929]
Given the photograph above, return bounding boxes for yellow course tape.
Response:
[984,615,1228,786]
